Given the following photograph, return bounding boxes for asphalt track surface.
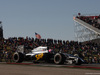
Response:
[0,62,100,75]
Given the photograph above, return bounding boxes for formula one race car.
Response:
[13,46,84,65]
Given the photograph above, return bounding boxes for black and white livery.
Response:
[13,46,84,65]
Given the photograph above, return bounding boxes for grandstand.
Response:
[73,14,100,44]
[0,16,99,63]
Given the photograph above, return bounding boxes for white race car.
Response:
[13,46,84,65]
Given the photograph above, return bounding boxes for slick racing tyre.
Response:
[13,52,24,63]
[54,53,65,65]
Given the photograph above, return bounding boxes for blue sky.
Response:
[0,0,100,40]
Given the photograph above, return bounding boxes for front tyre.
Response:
[13,52,24,63]
[54,53,65,65]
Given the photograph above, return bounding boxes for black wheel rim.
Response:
[55,55,60,62]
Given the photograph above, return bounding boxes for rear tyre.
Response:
[54,53,65,65]
[13,52,24,63]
